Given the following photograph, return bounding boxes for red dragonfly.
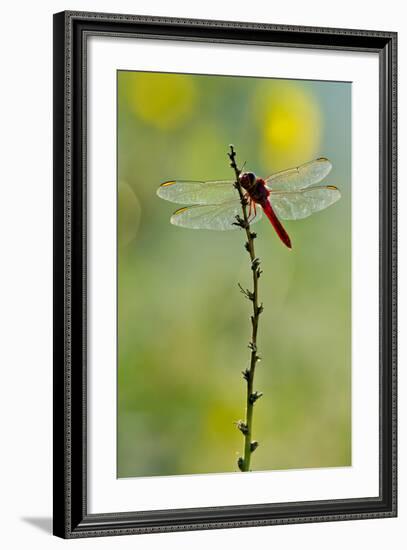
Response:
[157,158,340,249]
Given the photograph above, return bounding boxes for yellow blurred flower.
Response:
[255,82,322,171]
[122,72,197,130]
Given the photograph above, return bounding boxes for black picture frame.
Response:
[53,10,397,539]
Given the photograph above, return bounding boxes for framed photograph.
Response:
[53,11,397,538]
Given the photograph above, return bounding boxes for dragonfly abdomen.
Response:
[261,199,292,249]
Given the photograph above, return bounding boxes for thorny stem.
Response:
[228,145,263,472]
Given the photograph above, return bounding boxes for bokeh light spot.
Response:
[123,72,197,130]
[118,180,141,247]
[257,82,322,171]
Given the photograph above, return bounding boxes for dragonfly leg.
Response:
[248,199,257,223]
[247,194,252,218]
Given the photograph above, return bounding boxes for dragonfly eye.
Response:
[239,172,256,190]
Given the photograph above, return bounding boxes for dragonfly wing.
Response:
[270,186,341,220]
[170,200,262,231]
[266,158,332,192]
[157,179,237,205]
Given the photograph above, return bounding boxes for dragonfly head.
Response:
[239,172,256,191]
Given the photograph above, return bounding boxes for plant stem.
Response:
[228,145,263,472]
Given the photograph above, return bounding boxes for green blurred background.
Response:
[117,71,351,478]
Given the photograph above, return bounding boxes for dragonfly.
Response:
[157,158,341,249]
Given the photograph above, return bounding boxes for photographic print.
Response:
[54,11,396,537]
[117,70,351,478]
